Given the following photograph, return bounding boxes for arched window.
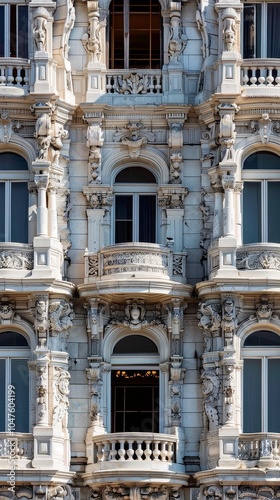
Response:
[111,334,160,432]
[242,151,280,244]
[0,152,29,243]
[109,0,162,69]
[242,330,280,433]
[0,330,30,432]
[114,166,157,243]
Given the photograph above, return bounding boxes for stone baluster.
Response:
[127,440,134,461]
[144,440,152,460]
[118,440,125,460]
[135,441,142,460]
[110,440,117,460]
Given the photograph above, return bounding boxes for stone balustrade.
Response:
[0,58,30,93]
[241,59,280,88]
[106,70,162,94]
[238,433,280,466]
[85,243,187,283]
[92,433,176,463]
[0,434,33,459]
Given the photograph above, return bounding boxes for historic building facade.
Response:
[1,2,280,500]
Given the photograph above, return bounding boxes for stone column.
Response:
[29,183,38,241]
[222,174,235,238]
[210,174,224,240]
[47,178,59,238]
[35,174,49,237]
[235,181,243,246]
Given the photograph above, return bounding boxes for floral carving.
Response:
[198,302,222,352]
[236,251,280,270]
[222,298,235,346]
[35,297,49,343]
[0,303,14,324]
[53,367,70,425]
[114,121,155,159]
[201,370,220,430]
[0,250,33,269]
[170,152,183,184]
[49,300,74,335]
[256,297,275,322]
[113,73,150,94]
[103,251,169,275]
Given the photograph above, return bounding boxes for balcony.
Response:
[106,70,162,95]
[241,59,280,96]
[80,243,192,300]
[0,58,30,96]
[84,432,188,487]
[238,433,280,468]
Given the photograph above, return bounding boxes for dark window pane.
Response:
[113,335,158,354]
[0,153,28,171]
[115,167,156,183]
[139,195,156,242]
[10,5,17,57]
[0,7,4,57]
[267,4,280,58]
[268,182,280,243]
[11,182,28,243]
[115,195,133,243]
[244,330,280,347]
[0,331,28,347]
[0,360,5,431]
[18,6,28,58]
[243,359,262,432]
[243,182,261,243]
[243,152,280,170]
[268,359,280,432]
[11,358,29,432]
[0,183,5,242]
[243,5,256,58]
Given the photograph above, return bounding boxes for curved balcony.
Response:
[80,243,192,300]
[241,59,280,96]
[0,433,33,468]
[238,433,280,468]
[84,432,188,487]
[236,243,280,272]
[0,243,33,278]
[0,58,30,95]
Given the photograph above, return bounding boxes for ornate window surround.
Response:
[241,149,280,244]
[102,324,169,433]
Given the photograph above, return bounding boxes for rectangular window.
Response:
[0,181,28,243]
[243,359,262,433]
[0,358,29,433]
[243,182,261,244]
[243,3,280,58]
[109,0,161,69]
[0,4,28,58]
[115,193,156,243]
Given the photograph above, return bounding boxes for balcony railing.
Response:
[241,59,280,88]
[85,243,187,283]
[92,433,176,463]
[106,70,162,94]
[238,433,280,466]
[0,433,33,459]
[0,58,30,94]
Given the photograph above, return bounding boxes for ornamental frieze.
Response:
[0,250,33,270]
[236,250,280,270]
